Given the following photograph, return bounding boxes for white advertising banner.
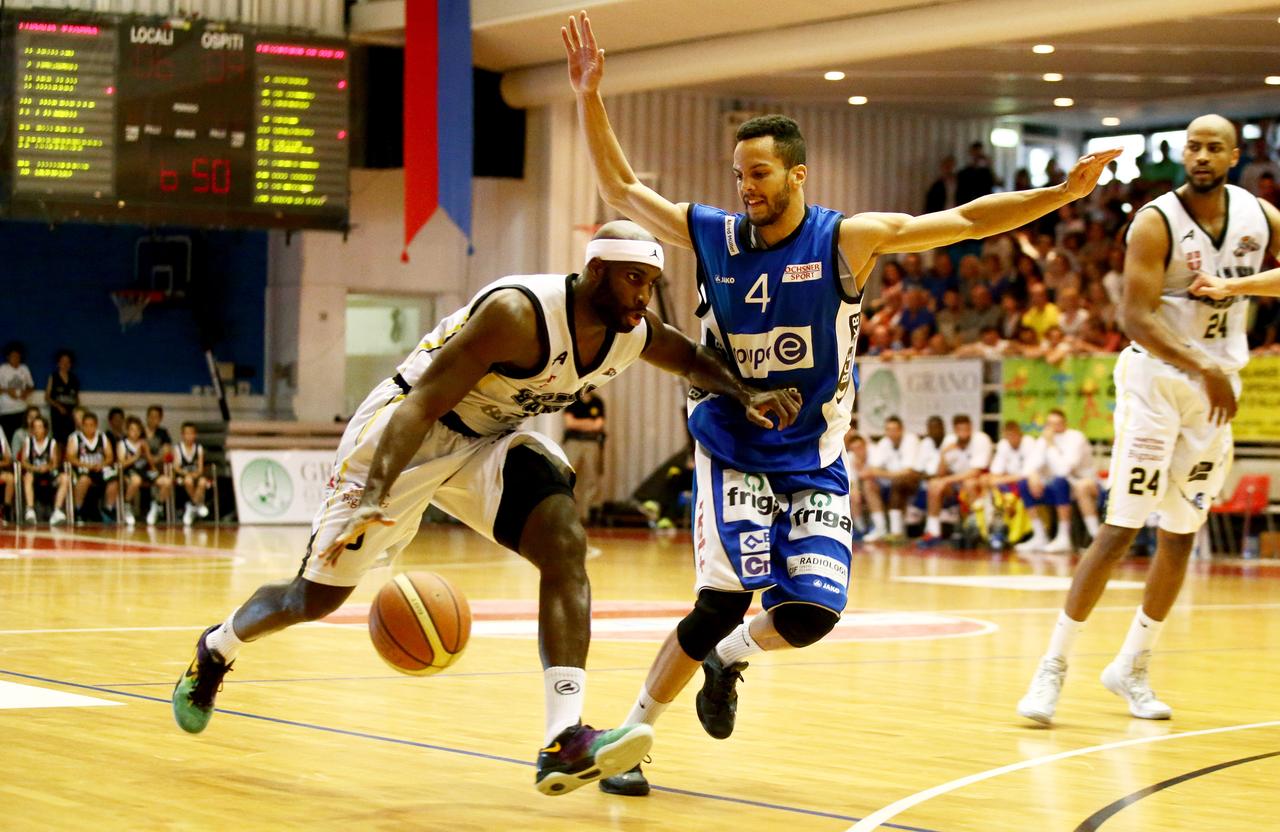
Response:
[229,449,333,525]
[856,358,984,437]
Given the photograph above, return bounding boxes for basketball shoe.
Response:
[599,762,650,796]
[1017,655,1067,725]
[1101,650,1171,719]
[534,722,654,796]
[696,650,747,739]
[172,625,234,734]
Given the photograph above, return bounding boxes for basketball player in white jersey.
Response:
[1018,115,1280,725]
[176,422,212,526]
[171,222,801,796]
[60,411,118,524]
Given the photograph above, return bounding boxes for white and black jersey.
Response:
[177,441,203,474]
[71,430,106,472]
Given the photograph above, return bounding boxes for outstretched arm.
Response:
[563,13,692,249]
[640,312,802,430]
[839,149,1122,281]
[1191,199,1280,298]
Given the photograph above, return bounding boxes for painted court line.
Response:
[0,667,938,831]
[0,679,123,710]
[846,719,1280,832]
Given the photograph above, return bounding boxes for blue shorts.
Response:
[1015,476,1071,507]
[692,443,852,613]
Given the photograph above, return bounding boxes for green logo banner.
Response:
[1001,356,1117,440]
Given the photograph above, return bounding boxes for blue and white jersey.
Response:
[687,203,861,472]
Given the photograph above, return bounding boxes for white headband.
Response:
[584,238,664,271]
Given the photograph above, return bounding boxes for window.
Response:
[1086,134,1145,184]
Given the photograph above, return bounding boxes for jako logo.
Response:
[742,555,771,577]
[728,327,814,379]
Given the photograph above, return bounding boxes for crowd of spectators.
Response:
[860,132,1280,362]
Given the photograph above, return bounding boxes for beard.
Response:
[745,187,792,228]
[1187,171,1227,194]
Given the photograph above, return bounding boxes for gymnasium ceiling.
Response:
[350,0,1280,131]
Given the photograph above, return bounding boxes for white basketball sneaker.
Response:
[1043,534,1074,554]
[49,508,66,526]
[1101,651,1171,719]
[1015,534,1050,554]
[1017,655,1067,725]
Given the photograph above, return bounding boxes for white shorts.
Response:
[1104,347,1236,534]
[299,378,572,587]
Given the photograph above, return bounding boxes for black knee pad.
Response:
[676,589,752,661]
[773,603,839,648]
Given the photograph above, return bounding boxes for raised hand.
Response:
[1064,148,1124,199]
[319,504,395,566]
[1189,272,1231,301]
[744,387,803,430]
[562,12,605,95]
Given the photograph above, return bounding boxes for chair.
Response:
[1209,474,1272,556]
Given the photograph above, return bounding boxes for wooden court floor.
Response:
[2,523,1278,831]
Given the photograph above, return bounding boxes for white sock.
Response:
[204,611,244,663]
[1051,518,1071,544]
[543,666,586,745]
[1029,515,1048,541]
[889,509,904,536]
[1084,514,1101,536]
[925,516,942,537]
[716,622,764,666]
[623,685,669,727]
[1117,607,1163,662]
[1046,610,1085,661]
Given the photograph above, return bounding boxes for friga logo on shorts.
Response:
[741,554,771,577]
[781,261,823,283]
[789,489,854,543]
[738,529,771,556]
[787,554,849,588]
[239,458,293,518]
[722,469,786,523]
[727,326,814,379]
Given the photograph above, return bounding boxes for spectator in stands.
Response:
[900,252,927,291]
[901,325,933,357]
[1248,295,1280,351]
[956,284,1002,344]
[1079,220,1111,267]
[45,349,80,445]
[105,407,126,454]
[20,414,59,524]
[924,155,958,213]
[957,141,996,204]
[1140,140,1181,185]
[919,414,993,546]
[1044,157,1065,186]
[562,390,606,524]
[1016,230,1056,273]
[1101,244,1126,306]
[866,323,902,358]
[0,429,13,524]
[1075,316,1125,353]
[1,343,35,445]
[176,422,213,526]
[1041,408,1101,544]
[1257,171,1279,208]
[116,416,156,527]
[1083,280,1119,331]
[1042,254,1080,298]
[10,405,40,456]
[980,234,1016,275]
[1021,282,1061,339]
[861,415,921,543]
[957,253,985,292]
[1239,138,1279,195]
[145,404,174,465]
[1000,294,1027,340]
[953,325,1014,359]
[1014,325,1045,356]
[1055,286,1090,338]
[1013,168,1033,191]
[923,251,957,307]
[898,288,937,339]
[925,333,951,356]
[843,428,869,537]
[62,411,117,523]
[870,283,905,331]
[866,260,905,316]
[935,289,965,346]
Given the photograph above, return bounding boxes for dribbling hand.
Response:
[745,387,803,430]
[1063,148,1124,200]
[319,504,394,566]
[562,12,604,95]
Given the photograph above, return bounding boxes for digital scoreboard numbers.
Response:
[253,42,349,214]
[116,19,253,209]
[3,12,349,230]
[12,20,116,198]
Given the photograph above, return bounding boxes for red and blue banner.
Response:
[403,0,472,260]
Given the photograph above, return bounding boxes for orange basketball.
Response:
[368,571,471,676]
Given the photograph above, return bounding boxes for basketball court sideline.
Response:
[2,525,1277,831]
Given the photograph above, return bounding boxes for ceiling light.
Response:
[1053,97,1074,107]
[1267,76,1280,85]
[824,70,846,81]
[990,127,1020,148]
[1042,72,1063,82]
[1032,44,1055,54]
[1101,116,1121,127]
[847,95,868,105]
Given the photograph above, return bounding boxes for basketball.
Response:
[368,572,471,676]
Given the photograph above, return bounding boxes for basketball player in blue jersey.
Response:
[563,11,1120,795]
[171,221,801,797]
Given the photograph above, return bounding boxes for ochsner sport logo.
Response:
[728,326,814,379]
[789,490,854,543]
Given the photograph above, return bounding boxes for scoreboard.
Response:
[3,11,350,230]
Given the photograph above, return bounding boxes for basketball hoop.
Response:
[109,290,164,332]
